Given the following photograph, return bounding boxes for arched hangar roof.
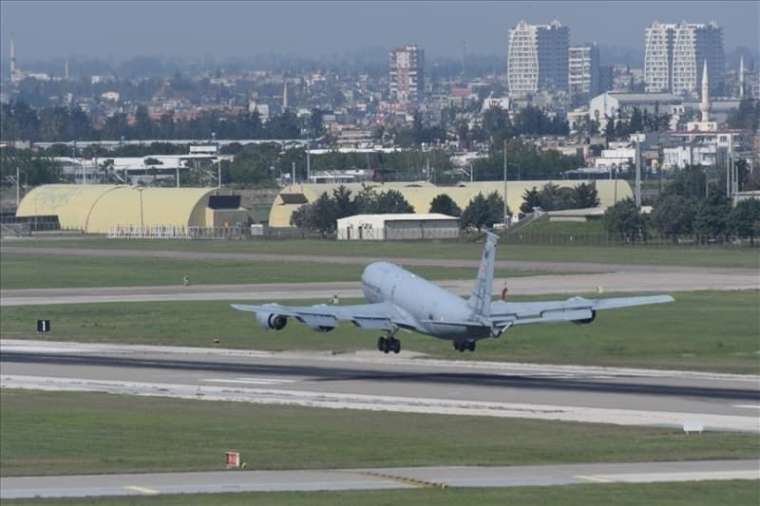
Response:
[16,184,218,233]
[268,180,632,227]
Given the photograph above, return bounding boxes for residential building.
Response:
[644,21,724,96]
[507,20,569,95]
[589,92,684,124]
[389,44,425,103]
[569,43,600,105]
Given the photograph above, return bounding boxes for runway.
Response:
[3,340,759,433]
[2,460,758,499]
[2,269,757,306]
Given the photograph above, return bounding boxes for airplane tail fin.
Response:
[467,231,498,317]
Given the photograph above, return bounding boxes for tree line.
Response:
[0,101,319,142]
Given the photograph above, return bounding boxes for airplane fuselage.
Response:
[361,261,491,340]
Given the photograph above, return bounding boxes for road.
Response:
[2,460,758,499]
[2,340,759,433]
[2,268,757,306]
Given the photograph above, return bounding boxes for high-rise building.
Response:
[644,21,724,96]
[568,43,600,105]
[507,20,569,95]
[389,44,424,103]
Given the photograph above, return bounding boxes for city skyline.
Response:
[0,1,757,62]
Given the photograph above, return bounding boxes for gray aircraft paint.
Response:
[232,233,673,349]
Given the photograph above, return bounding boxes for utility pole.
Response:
[292,161,296,185]
[217,158,221,189]
[16,165,20,207]
[634,140,641,208]
[503,139,508,224]
[306,147,311,183]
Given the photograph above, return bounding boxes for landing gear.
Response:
[377,336,401,354]
[453,340,476,352]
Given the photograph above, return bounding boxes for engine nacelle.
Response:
[256,312,288,330]
[572,310,596,325]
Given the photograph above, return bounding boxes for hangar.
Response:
[337,213,459,240]
[15,184,248,235]
[268,180,633,227]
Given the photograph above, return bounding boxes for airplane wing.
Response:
[231,302,418,332]
[489,295,674,327]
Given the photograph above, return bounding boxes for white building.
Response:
[507,20,569,95]
[644,21,724,96]
[389,45,425,103]
[589,92,684,125]
[337,213,459,241]
[568,43,600,105]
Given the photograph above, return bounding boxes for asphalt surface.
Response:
[2,460,758,499]
[3,340,759,433]
[3,268,757,306]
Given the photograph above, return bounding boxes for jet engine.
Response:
[572,310,596,325]
[256,312,288,330]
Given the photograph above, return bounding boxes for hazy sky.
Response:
[1,1,758,61]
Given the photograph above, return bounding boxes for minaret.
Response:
[739,55,745,99]
[282,80,289,110]
[699,60,710,123]
[64,58,70,80]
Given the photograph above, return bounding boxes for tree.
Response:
[520,186,541,214]
[429,194,462,217]
[604,198,647,242]
[572,183,600,209]
[729,199,760,245]
[460,192,507,230]
[652,195,697,242]
[373,189,414,214]
[694,193,731,244]
[332,185,357,219]
[308,192,338,237]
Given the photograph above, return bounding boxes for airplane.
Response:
[232,232,674,354]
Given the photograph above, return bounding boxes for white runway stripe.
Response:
[204,377,296,385]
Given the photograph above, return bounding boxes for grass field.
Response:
[2,390,757,477]
[0,254,545,289]
[5,237,758,268]
[1,291,757,373]
[4,481,760,506]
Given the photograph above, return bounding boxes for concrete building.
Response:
[337,213,459,240]
[389,45,425,103]
[569,43,600,105]
[589,92,684,124]
[644,21,724,96]
[15,185,247,235]
[507,20,569,95]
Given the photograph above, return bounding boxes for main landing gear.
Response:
[454,340,476,352]
[377,336,401,354]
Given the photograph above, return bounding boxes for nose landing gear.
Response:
[377,336,401,354]
[453,340,476,352]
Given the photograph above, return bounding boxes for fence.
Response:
[108,224,246,240]
[502,231,759,248]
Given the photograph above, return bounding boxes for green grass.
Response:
[0,254,545,289]
[1,291,758,373]
[2,390,757,477]
[511,216,607,236]
[5,237,758,269]
[4,481,760,506]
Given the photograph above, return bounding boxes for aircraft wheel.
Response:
[377,336,386,352]
[392,338,401,354]
[468,341,476,352]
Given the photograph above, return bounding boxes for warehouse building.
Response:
[337,213,459,241]
[268,180,633,228]
[15,184,248,236]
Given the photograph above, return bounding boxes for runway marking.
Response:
[733,404,760,410]
[204,377,296,386]
[123,485,159,495]
[576,475,614,483]
[360,471,447,489]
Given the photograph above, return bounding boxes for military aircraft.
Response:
[232,232,673,353]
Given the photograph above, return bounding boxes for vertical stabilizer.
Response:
[468,231,498,317]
